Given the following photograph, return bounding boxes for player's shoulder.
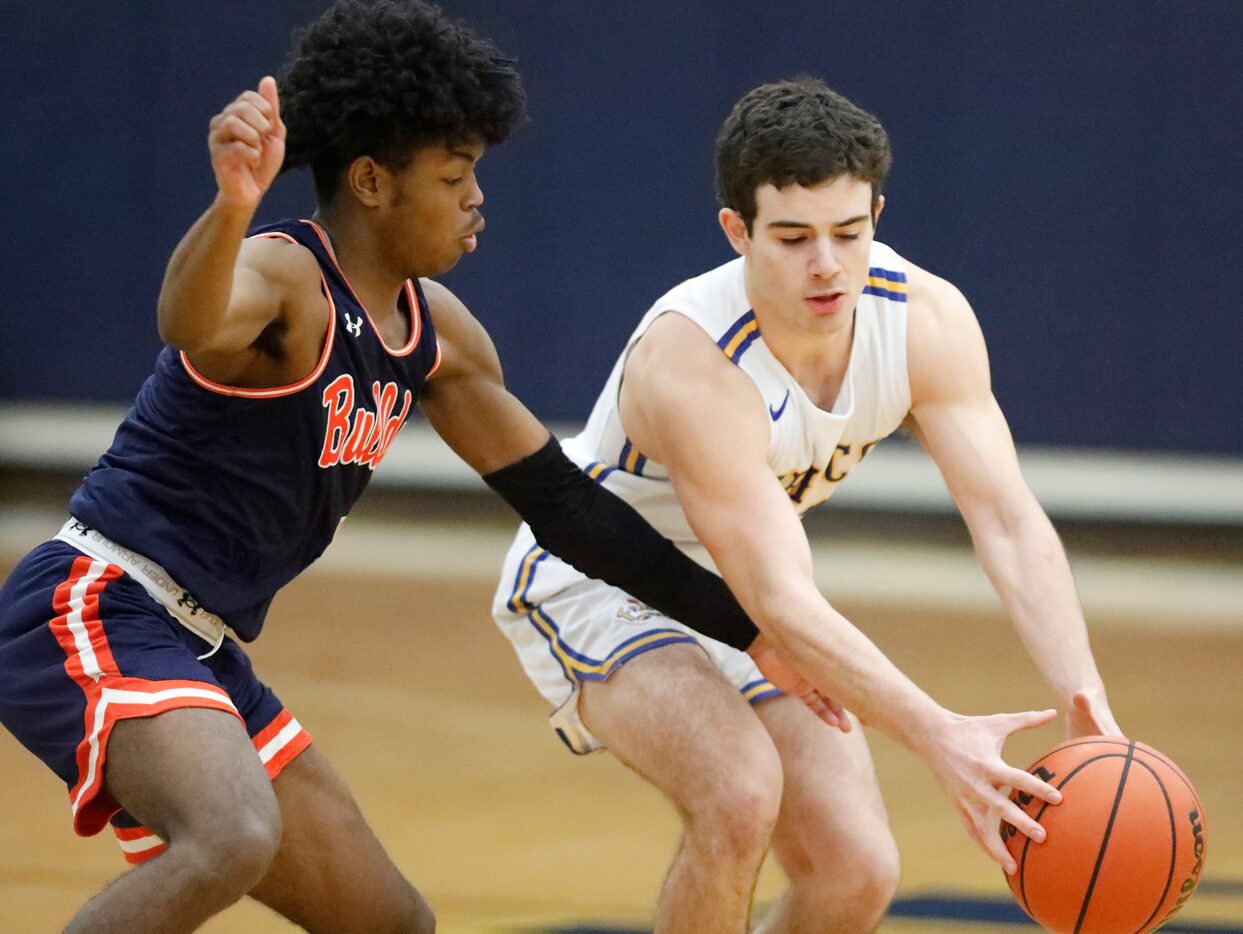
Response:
[240,228,319,272]
[899,254,977,338]
[417,278,477,336]
[651,256,746,313]
[416,278,495,381]
[237,229,323,298]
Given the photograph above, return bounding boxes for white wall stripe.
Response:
[257,717,304,765]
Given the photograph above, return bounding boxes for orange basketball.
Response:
[1001,736,1207,934]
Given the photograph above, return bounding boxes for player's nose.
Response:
[808,238,843,278]
[465,177,484,210]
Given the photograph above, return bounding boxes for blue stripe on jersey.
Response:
[717,310,757,351]
[718,310,761,364]
[617,439,647,476]
[868,266,907,284]
[862,284,909,303]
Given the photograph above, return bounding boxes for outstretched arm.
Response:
[619,310,1063,873]
[904,265,1121,739]
[416,281,764,652]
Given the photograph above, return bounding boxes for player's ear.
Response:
[718,208,750,255]
[872,194,885,229]
[347,156,384,208]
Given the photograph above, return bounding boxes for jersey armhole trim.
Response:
[179,231,338,399]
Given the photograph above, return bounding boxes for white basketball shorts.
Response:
[492,524,781,754]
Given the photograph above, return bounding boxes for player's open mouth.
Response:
[805,291,846,314]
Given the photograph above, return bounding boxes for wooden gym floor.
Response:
[0,491,1239,933]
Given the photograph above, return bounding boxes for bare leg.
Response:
[248,745,434,933]
[579,644,784,934]
[67,707,282,933]
[751,697,900,934]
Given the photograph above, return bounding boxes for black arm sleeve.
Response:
[482,436,760,651]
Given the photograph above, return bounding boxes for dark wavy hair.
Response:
[279,0,526,202]
[715,78,891,232]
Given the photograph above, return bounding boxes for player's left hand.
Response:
[1066,690,1124,739]
[747,635,852,732]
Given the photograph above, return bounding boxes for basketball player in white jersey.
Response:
[492,78,1122,932]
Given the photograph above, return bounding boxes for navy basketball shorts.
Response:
[0,541,311,864]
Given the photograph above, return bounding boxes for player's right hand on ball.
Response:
[209,76,286,210]
[923,708,1061,875]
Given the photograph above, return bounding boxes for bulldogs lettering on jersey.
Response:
[69,218,441,640]
[318,375,414,469]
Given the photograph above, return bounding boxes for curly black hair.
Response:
[279,0,526,202]
[715,78,891,232]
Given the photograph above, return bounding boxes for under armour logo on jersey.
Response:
[344,313,363,338]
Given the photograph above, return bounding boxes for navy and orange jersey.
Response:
[69,218,441,641]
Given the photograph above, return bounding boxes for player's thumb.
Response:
[258,75,282,126]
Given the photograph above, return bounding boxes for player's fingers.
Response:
[223,101,272,136]
[213,115,263,148]
[982,816,1020,875]
[824,696,852,733]
[957,804,1013,872]
[799,691,838,728]
[997,794,1046,845]
[235,90,273,119]
[1007,766,1062,806]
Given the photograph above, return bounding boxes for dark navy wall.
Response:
[2,1,1240,454]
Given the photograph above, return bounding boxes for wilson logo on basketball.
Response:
[1161,808,1207,924]
[318,374,412,470]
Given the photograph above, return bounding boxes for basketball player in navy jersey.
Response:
[0,4,834,932]
[492,79,1124,932]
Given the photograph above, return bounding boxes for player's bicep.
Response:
[623,317,815,604]
[188,237,309,355]
[906,266,1035,525]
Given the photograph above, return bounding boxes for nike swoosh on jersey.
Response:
[769,390,790,421]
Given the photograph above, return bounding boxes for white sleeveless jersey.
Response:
[561,240,913,568]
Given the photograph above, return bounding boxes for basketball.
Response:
[1001,736,1207,934]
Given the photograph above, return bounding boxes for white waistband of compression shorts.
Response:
[54,518,229,659]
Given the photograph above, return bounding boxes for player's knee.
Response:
[796,836,899,928]
[685,752,783,861]
[176,792,283,894]
[840,843,900,927]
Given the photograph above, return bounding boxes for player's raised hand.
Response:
[208,76,286,210]
[921,707,1061,875]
